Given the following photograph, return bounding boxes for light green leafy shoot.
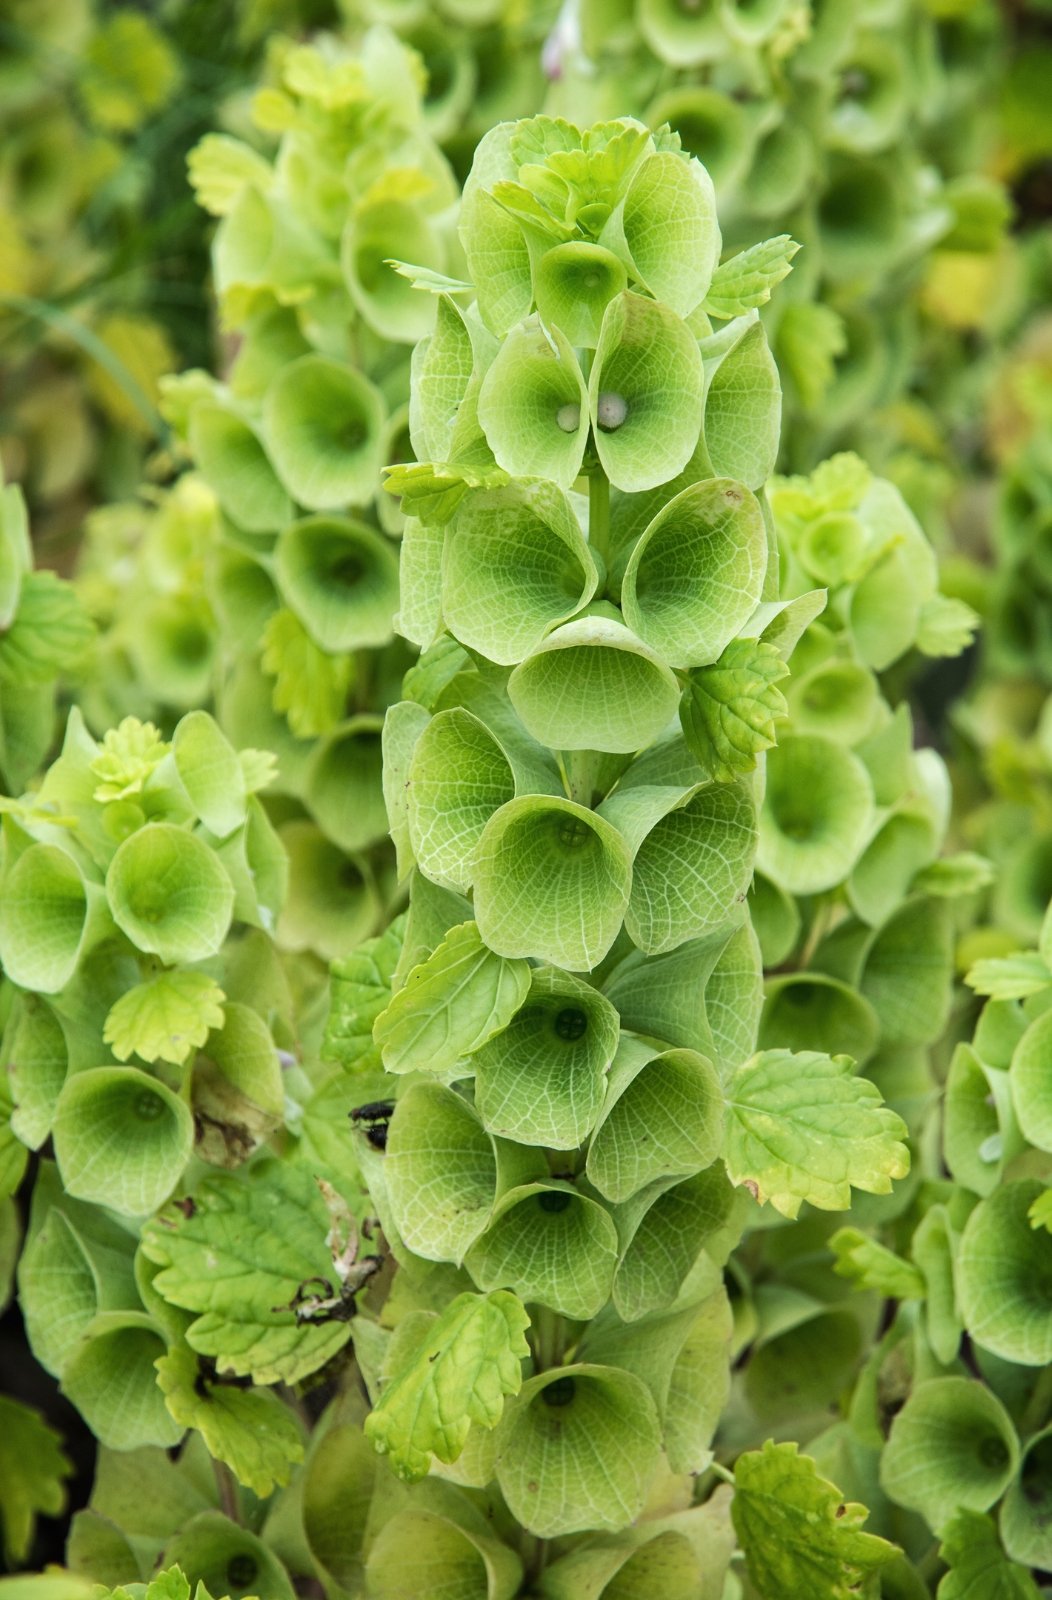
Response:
[155,1347,304,1500]
[936,1511,1041,1600]
[772,452,872,522]
[260,608,352,738]
[966,952,1052,1001]
[733,1441,898,1600]
[776,303,847,413]
[912,853,994,898]
[0,572,96,686]
[704,236,800,320]
[103,971,227,1067]
[101,1569,238,1600]
[830,1227,926,1299]
[323,915,405,1071]
[0,1395,71,1564]
[724,1051,910,1218]
[187,133,273,216]
[384,462,509,526]
[373,921,531,1077]
[141,1162,360,1385]
[916,594,980,659]
[365,1290,530,1482]
[90,718,170,801]
[1028,1189,1052,1232]
[386,261,473,295]
[680,638,789,782]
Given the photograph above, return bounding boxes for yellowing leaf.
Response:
[365,1290,530,1481]
[104,971,227,1067]
[733,1441,898,1600]
[0,1395,71,1564]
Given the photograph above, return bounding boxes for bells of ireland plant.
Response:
[273,115,917,1590]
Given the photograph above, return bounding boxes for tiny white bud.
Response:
[596,391,628,431]
[556,402,581,433]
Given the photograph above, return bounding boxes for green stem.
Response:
[212,1458,240,1523]
[564,748,601,808]
[589,470,611,572]
[1020,1361,1052,1436]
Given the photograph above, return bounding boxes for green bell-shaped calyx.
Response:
[275,515,399,654]
[0,842,112,994]
[586,1035,724,1202]
[262,355,386,511]
[472,795,633,970]
[466,1182,620,1320]
[106,824,235,965]
[588,292,703,493]
[52,1066,194,1217]
[477,319,590,489]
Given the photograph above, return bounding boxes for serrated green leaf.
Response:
[0,1395,71,1564]
[141,1163,359,1385]
[260,608,351,738]
[90,718,170,802]
[383,462,509,525]
[1029,1189,1052,1232]
[187,133,273,216]
[386,261,473,295]
[0,572,95,686]
[912,852,994,898]
[916,594,980,659]
[365,1290,529,1481]
[776,302,847,412]
[373,921,530,1077]
[966,952,1051,1000]
[724,1051,910,1218]
[103,973,227,1067]
[680,639,788,781]
[936,1511,1041,1600]
[322,916,405,1071]
[733,1441,897,1600]
[155,1347,303,1500]
[704,236,799,319]
[830,1227,926,1299]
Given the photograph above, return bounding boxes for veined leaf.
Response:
[830,1227,926,1299]
[103,972,227,1067]
[364,1290,529,1481]
[724,1051,910,1218]
[916,594,980,659]
[322,916,405,1071]
[260,608,352,738]
[373,921,530,1076]
[704,235,800,319]
[0,572,95,685]
[680,639,789,781]
[966,952,1052,1000]
[156,1347,304,1500]
[187,132,274,216]
[0,1396,71,1565]
[383,462,508,525]
[936,1511,1041,1600]
[732,1441,898,1600]
[386,260,473,295]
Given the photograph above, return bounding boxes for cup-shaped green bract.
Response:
[702,319,781,490]
[442,482,599,665]
[647,87,756,191]
[533,241,628,348]
[162,1512,295,1600]
[53,1066,194,1216]
[540,1526,706,1600]
[466,1182,619,1320]
[745,1303,864,1427]
[759,974,880,1064]
[366,1508,521,1600]
[187,403,292,534]
[613,1164,738,1321]
[848,808,940,928]
[385,1081,500,1263]
[958,1181,1052,1367]
[61,1311,181,1451]
[472,966,620,1148]
[508,617,680,756]
[1002,1427,1052,1569]
[757,734,875,894]
[192,1002,284,1169]
[827,35,909,155]
[621,479,767,668]
[6,995,68,1149]
[0,843,111,994]
[275,515,399,654]
[406,708,516,893]
[262,355,386,511]
[105,823,235,965]
[637,0,726,69]
[943,1044,1008,1199]
[214,184,330,309]
[1009,1008,1052,1153]
[129,593,217,712]
[602,780,757,956]
[588,293,704,493]
[477,318,589,490]
[342,196,443,345]
[817,158,901,284]
[275,820,380,961]
[495,1365,662,1537]
[472,795,633,971]
[788,660,879,744]
[879,1377,1019,1533]
[305,716,387,854]
[742,118,813,217]
[586,1038,724,1203]
[611,152,720,316]
[459,182,533,340]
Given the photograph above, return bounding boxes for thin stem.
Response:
[564,748,601,808]
[588,470,611,572]
[212,1458,240,1523]
[1020,1362,1052,1436]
